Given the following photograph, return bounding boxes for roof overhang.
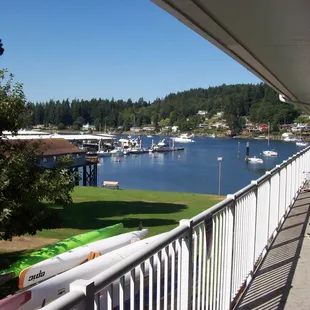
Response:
[151,0,310,113]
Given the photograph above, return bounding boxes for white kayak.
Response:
[18,229,148,289]
[4,233,166,310]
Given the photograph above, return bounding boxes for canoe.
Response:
[19,229,148,289]
[0,223,123,286]
[2,233,167,310]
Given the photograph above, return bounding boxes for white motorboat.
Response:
[97,150,111,157]
[247,156,263,164]
[262,150,278,157]
[110,148,125,156]
[211,133,216,138]
[172,133,194,143]
[147,135,153,138]
[296,141,309,147]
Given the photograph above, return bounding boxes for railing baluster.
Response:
[41,147,310,310]
[139,262,145,310]
[148,257,154,310]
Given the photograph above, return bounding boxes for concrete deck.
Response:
[236,191,310,310]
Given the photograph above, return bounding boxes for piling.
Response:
[245,142,250,161]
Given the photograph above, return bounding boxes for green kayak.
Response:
[0,223,123,285]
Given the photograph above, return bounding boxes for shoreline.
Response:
[36,129,310,141]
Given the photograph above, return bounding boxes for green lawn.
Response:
[0,187,222,299]
[38,186,223,239]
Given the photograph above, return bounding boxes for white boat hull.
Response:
[172,138,194,143]
[248,157,263,163]
[18,230,148,289]
[11,234,166,310]
[262,150,277,156]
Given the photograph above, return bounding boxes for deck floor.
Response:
[236,191,310,310]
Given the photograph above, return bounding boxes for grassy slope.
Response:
[38,187,223,238]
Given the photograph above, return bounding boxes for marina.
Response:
[3,131,305,195]
[96,136,302,195]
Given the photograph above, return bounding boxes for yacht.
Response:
[172,133,194,143]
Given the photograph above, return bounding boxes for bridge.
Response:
[35,2,310,309]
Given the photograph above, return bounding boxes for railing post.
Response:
[266,171,272,243]
[226,194,236,307]
[250,180,258,267]
[276,165,281,227]
[179,219,193,310]
[70,279,95,310]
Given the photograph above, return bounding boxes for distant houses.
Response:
[82,123,95,131]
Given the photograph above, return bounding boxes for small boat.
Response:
[146,135,153,138]
[110,148,125,156]
[211,133,216,138]
[262,150,278,156]
[97,150,111,157]
[18,229,148,289]
[262,123,278,156]
[172,133,194,143]
[247,156,263,164]
[296,141,309,147]
[254,135,267,140]
[129,147,148,155]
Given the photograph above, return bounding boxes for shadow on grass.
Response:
[0,250,30,299]
[60,200,187,230]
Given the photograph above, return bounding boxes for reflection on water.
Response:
[97,136,302,195]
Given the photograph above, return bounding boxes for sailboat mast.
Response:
[268,122,270,148]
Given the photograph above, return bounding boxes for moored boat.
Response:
[172,133,194,143]
[247,156,263,163]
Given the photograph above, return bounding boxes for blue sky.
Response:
[1,0,260,103]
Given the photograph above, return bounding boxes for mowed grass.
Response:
[37,186,224,239]
[0,187,223,298]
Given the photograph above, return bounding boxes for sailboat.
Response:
[262,123,278,156]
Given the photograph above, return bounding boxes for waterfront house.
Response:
[130,127,142,133]
[37,139,87,168]
[82,123,95,131]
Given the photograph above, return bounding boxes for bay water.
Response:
[97,136,302,195]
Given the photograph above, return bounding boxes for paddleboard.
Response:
[5,233,167,310]
[0,223,123,286]
[19,229,148,289]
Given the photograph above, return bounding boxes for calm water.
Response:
[97,136,302,195]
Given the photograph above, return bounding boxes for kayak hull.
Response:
[19,229,148,289]
[0,223,123,285]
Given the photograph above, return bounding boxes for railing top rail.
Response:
[42,290,84,310]
[92,223,188,294]
[191,196,234,226]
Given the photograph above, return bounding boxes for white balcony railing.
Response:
[42,147,310,310]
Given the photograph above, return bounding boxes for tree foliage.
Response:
[28,83,300,132]
[0,70,75,240]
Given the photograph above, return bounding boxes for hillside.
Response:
[28,83,300,133]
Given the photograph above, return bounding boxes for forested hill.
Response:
[29,83,300,132]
